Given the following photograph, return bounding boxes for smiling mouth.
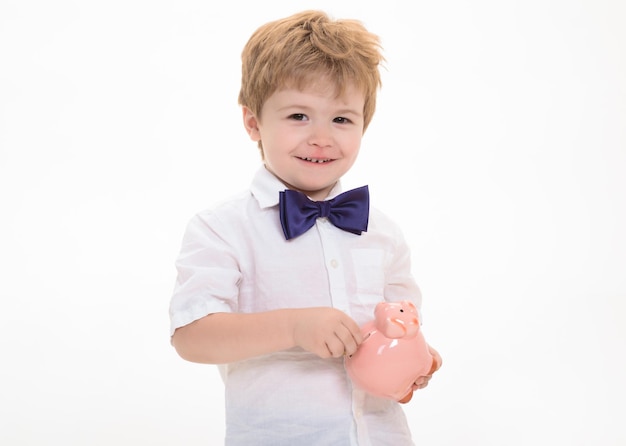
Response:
[298,157,333,164]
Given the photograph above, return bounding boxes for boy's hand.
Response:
[399,344,443,403]
[291,307,363,359]
[414,344,442,390]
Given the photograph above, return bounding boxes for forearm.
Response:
[171,310,298,364]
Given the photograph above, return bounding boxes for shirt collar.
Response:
[250,166,344,209]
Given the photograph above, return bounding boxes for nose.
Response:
[308,122,333,147]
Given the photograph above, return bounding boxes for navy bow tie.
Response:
[279,186,370,240]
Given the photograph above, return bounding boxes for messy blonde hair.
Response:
[238,10,384,138]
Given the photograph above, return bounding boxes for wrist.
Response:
[282,308,302,349]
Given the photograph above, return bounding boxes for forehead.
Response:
[285,72,364,99]
[267,81,365,109]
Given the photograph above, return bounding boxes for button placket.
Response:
[316,219,349,314]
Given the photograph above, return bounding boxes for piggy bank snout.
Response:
[376,301,420,339]
[388,316,419,339]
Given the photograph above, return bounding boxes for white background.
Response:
[1,0,625,444]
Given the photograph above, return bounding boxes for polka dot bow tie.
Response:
[278,186,370,240]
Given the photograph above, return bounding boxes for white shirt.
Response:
[170,167,423,446]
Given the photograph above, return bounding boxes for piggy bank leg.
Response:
[398,357,439,404]
[398,390,413,404]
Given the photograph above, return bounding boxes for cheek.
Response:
[342,132,362,154]
[262,126,300,149]
[344,142,361,163]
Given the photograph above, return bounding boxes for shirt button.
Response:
[330,259,339,268]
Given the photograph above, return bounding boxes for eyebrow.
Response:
[278,104,362,116]
[335,108,362,117]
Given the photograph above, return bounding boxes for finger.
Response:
[326,337,347,358]
[341,318,363,345]
[413,370,435,391]
[333,318,362,355]
[414,380,429,390]
[342,341,358,357]
[414,375,430,388]
[337,328,360,357]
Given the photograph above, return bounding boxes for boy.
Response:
[169,10,442,445]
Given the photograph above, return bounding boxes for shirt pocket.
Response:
[351,248,385,297]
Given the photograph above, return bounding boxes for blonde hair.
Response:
[238,10,384,136]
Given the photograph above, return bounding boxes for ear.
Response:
[242,106,261,142]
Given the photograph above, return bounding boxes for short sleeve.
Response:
[382,218,423,315]
[169,212,242,336]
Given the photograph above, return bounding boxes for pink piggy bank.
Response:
[345,300,433,402]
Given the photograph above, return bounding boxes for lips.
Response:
[298,156,333,163]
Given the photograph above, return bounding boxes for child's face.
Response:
[243,82,365,201]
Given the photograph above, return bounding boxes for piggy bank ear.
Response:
[373,302,389,330]
[404,300,419,322]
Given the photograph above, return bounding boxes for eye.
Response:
[400,309,404,312]
[289,113,307,121]
[333,117,351,124]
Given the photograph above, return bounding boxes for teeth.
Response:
[301,157,331,163]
